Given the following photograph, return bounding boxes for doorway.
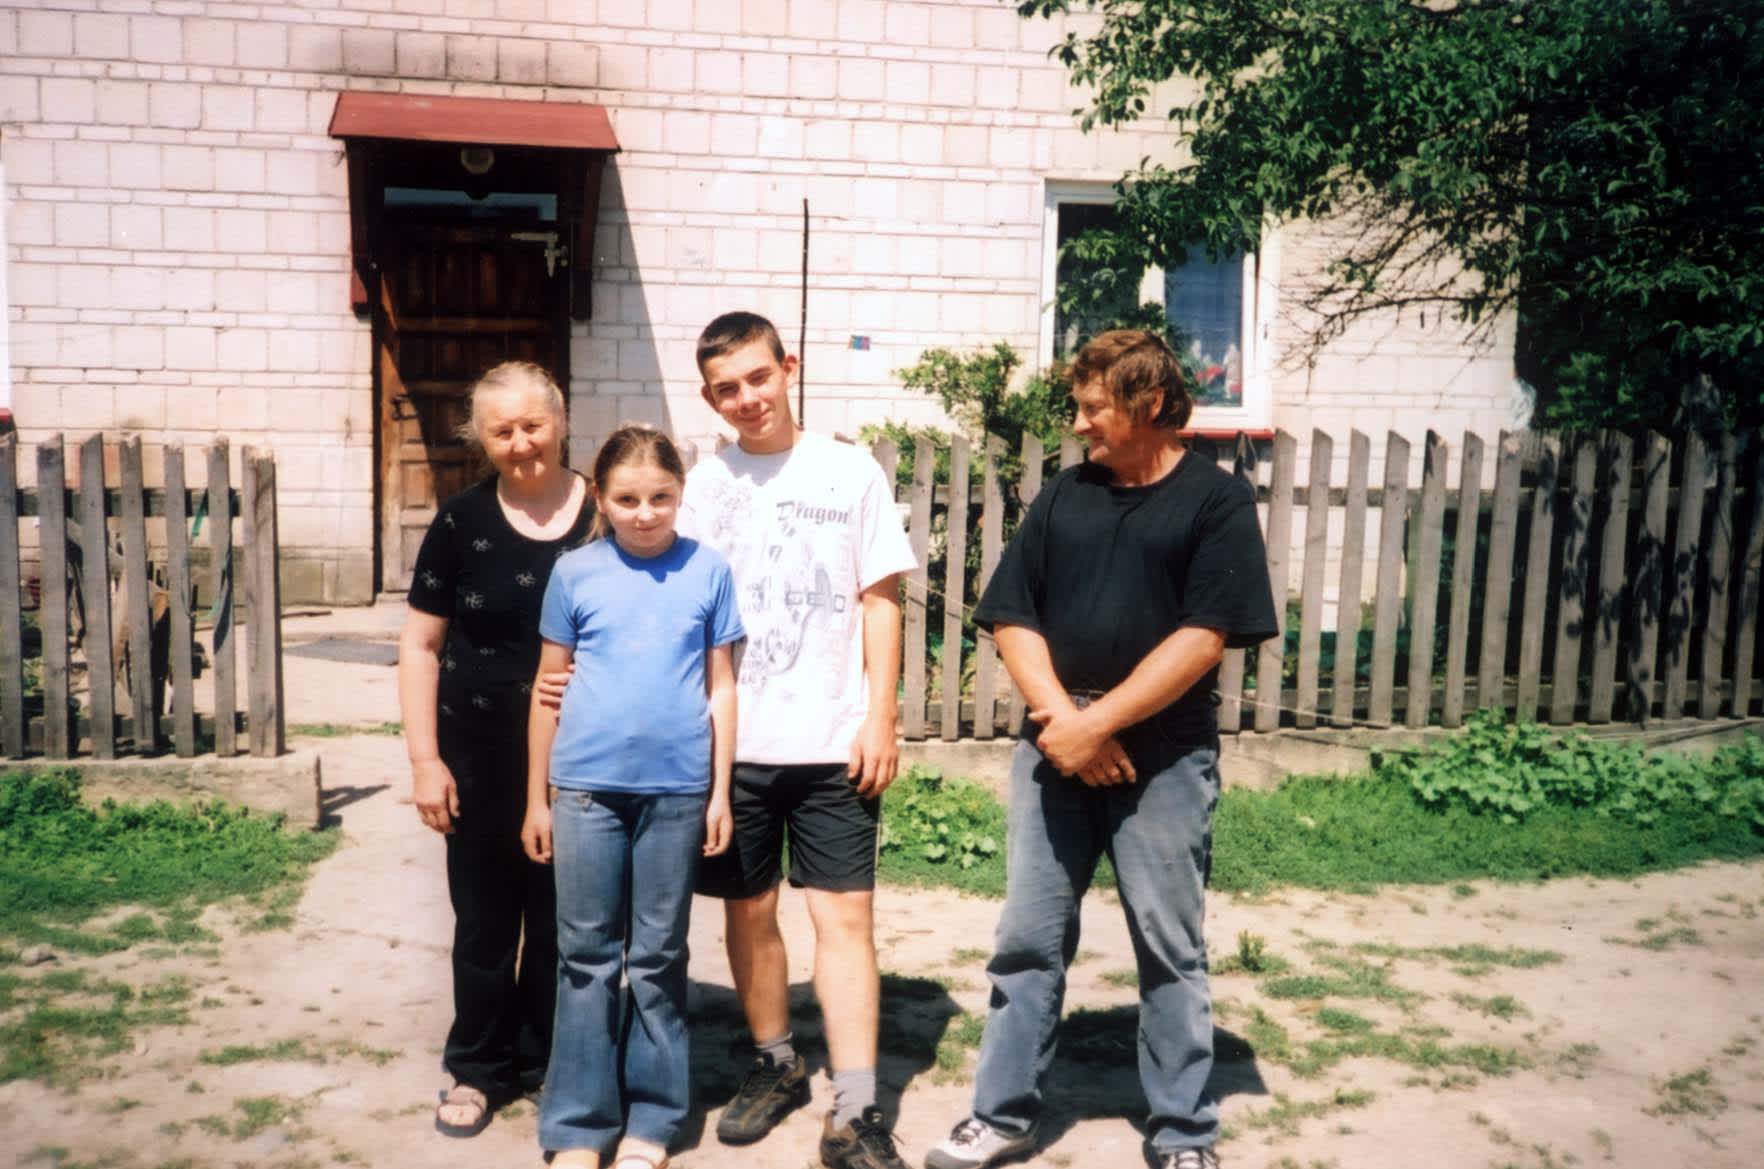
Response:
[374,212,570,591]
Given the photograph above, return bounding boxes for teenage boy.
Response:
[924,330,1277,1169]
[682,311,917,1169]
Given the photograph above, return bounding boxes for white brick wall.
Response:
[2,0,1515,603]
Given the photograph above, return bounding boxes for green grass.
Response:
[288,722,402,738]
[1647,1067,1729,1117]
[876,729,1764,900]
[0,769,336,942]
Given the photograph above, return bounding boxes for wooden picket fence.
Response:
[1,432,286,760]
[882,427,1764,739]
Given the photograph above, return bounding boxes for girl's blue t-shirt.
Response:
[538,535,745,794]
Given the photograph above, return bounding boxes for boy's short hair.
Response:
[1070,329,1194,431]
[696,311,787,375]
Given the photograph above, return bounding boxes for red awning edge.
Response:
[327,91,619,152]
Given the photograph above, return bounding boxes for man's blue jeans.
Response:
[971,739,1220,1152]
[539,788,705,1155]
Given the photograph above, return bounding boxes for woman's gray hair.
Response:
[455,361,568,447]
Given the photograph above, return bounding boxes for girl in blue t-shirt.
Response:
[522,424,744,1169]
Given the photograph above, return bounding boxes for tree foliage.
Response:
[1022,0,1764,430]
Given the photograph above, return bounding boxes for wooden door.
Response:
[376,222,568,591]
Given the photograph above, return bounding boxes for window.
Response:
[1040,183,1276,431]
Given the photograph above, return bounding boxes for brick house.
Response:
[0,0,1519,604]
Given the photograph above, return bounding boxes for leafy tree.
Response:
[1022,0,1764,430]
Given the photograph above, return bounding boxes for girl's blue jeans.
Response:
[539,788,706,1155]
[972,739,1221,1153]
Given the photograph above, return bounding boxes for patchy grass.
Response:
[1647,1067,1729,1118]
[1451,992,1529,1021]
[198,1035,397,1067]
[195,1094,309,1140]
[1239,1088,1375,1136]
[1239,1003,1526,1081]
[289,721,402,738]
[1261,953,1424,1006]
[0,968,192,1085]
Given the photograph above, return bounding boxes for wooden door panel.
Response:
[375,222,565,591]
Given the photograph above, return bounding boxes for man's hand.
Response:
[848,712,900,798]
[411,758,459,833]
[1029,707,1137,785]
[534,663,573,711]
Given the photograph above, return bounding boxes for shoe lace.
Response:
[1162,1150,1218,1169]
[948,1118,991,1149]
[734,1056,786,1101]
[853,1108,905,1165]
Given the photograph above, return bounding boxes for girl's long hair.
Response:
[588,424,688,541]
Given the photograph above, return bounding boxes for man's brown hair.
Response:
[696,311,787,375]
[1069,329,1194,431]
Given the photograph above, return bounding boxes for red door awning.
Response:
[328,91,619,152]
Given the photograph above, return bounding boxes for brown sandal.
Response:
[434,1083,491,1138]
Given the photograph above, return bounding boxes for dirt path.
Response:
[5,690,1764,1168]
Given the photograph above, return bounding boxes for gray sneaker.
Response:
[924,1117,1036,1169]
[1152,1147,1220,1169]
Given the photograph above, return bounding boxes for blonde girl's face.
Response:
[476,381,564,485]
[596,461,682,558]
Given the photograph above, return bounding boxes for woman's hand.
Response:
[412,758,459,834]
[703,794,733,857]
[534,663,574,711]
[521,800,553,864]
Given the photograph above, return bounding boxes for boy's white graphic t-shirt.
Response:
[681,431,917,765]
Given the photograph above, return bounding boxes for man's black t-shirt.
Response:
[973,451,1278,757]
[407,476,593,730]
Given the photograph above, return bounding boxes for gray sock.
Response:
[831,1068,877,1129]
[755,1031,796,1068]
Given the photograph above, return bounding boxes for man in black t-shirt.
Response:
[925,331,1277,1169]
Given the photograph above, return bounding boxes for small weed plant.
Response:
[1383,710,1764,828]
[879,767,1003,890]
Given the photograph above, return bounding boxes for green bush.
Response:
[879,767,1008,896]
[1376,709,1764,827]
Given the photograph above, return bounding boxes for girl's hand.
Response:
[703,795,733,857]
[412,758,459,834]
[521,802,553,864]
[535,663,574,711]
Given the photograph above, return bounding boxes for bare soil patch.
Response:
[5,730,1762,1169]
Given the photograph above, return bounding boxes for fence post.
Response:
[1549,436,1598,724]
[941,437,970,742]
[119,436,156,751]
[1700,434,1736,718]
[1731,433,1764,718]
[1006,435,1044,735]
[1515,435,1559,722]
[1295,430,1332,729]
[1217,433,1255,732]
[1629,432,1672,723]
[1406,431,1448,727]
[1254,431,1296,732]
[971,437,1004,739]
[901,437,933,740]
[37,437,71,759]
[1441,432,1484,728]
[1476,433,1523,715]
[244,450,286,757]
[0,436,23,757]
[1368,433,1410,729]
[1331,431,1370,727]
[209,441,237,756]
[78,436,118,758]
[164,444,197,757]
[1587,432,1633,724]
[1663,434,1711,720]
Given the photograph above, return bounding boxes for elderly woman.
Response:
[397,360,592,1138]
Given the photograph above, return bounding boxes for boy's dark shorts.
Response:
[696,761,881,899]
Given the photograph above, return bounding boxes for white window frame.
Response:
[1038,181,1278,433]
